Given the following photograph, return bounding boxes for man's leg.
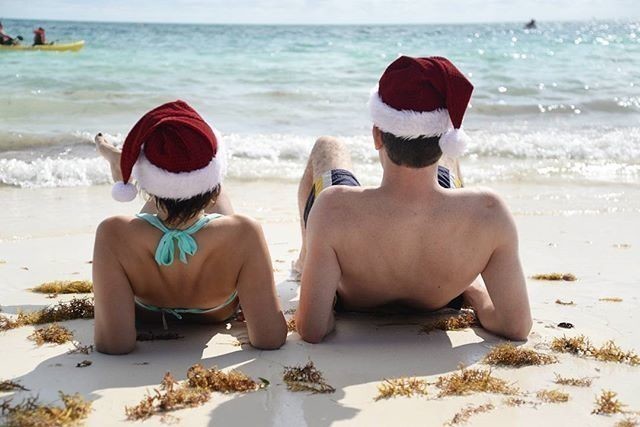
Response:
[294,136,353,274]
[94,133,234,215]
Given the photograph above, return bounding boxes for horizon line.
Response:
[1,16,632,27]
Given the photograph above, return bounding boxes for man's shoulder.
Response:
[306,185,366,228]
[451,187,512,224]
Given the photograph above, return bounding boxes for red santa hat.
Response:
[368,56,473,157]
[112,100,225,202]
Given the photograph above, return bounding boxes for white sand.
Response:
[1,179,639,426]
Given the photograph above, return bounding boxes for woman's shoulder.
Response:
[206,213,262,232]
[96,215,148,235]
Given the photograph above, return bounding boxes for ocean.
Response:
[0,19,639,188]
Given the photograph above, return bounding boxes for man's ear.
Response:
[372,126,383,150]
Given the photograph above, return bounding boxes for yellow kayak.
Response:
[0,40,85,52]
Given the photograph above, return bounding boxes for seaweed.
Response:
[0,298,94,332]
[0,392,91,426]
[592,390,625,415]
[28,324,74,346]
[374,377,428,401]
[484,343,557,367]
[284,308,297,315]
[550,335,640,366]
[287,318,297,333]
[186,364,261,393]
[532,273,577,281]
[125,373,210,421]
[283,361,335,394]
[553,374,592,387]
[421,310,477,334]
[435,366,517,397]
[31,281,93,295]
[68,342,94,355]
[599,297,623,302]
[76,360,92,368]
[536,389,570,403]
[616,418,638,427]
[136,331,183,341]
[555,299,575,306]
[0,380,28,392]
[503,397,535,407]
[447,403,495,425]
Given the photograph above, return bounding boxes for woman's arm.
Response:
[234,217,287,350]
[93,217,137,354]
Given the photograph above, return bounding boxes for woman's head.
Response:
[112,100,225,207]
[153,185,220,225]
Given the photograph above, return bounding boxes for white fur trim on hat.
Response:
[132,150,225,200]
[112,181,138,202]
[439,128,469,158]
[368,89,452,138]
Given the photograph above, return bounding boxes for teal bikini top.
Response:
[136,213,222,266]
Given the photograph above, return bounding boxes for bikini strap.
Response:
[135,213,222,266]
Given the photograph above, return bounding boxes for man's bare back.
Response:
[295,134,531,344]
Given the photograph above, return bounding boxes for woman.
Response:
[93,100,287,354]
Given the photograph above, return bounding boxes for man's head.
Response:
[369,56,473,168]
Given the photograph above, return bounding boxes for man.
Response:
[295,56,532,343]
[0,22,20,45]
[33,27,46,46]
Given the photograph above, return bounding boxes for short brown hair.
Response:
[381,132,442,168]
[154,185,220,225]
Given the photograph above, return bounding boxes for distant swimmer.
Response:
[0,21,23,45]
[33,27,49,46]
[524,19,537,29]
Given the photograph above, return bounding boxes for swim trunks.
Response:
[303,168,361,226]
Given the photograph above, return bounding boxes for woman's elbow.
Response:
[250,333,286,350]
[95,340,136,355]
[296,320,326,344]
[501,317,533,341]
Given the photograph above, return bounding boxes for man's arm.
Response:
[464,194,532,341]
[295,192,342,343]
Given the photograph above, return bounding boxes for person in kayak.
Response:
[0,22,22,45]
[33,27,47,45]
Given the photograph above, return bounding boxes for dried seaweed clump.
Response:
[28,324,74,345]
[448,403,495,425]
[536,389,570,403]
[435,367,517,397]
[615,418,638,427]
[68,342,94,355]
[592,390,625,415]
[374,377,428,401]
[186,364,260,393]
[532,273,577,281]
[287,318,297,333]
[550,335,640,366]
[0,380,28,392]
[555,299,575,306]
[599,297,623,302]
[484,343,557,367]
[31,281,93,295]
[553,374,592,387]
[125,373,210,421]
[283,362,335,394]
[421,310,477,334]
[0,298,94,332]
[1,392,91,426]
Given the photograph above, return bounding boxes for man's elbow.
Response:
[296,320,326,344]
[501,317,533,341]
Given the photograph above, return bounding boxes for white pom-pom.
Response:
[439,128,469,158]
[112,181,137,202]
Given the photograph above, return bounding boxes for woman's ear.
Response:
[372,126,383,150]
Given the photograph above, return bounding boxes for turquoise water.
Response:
[1,19,639,187]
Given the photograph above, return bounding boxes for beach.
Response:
[1,179,639,426]
[1,18,640,426]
